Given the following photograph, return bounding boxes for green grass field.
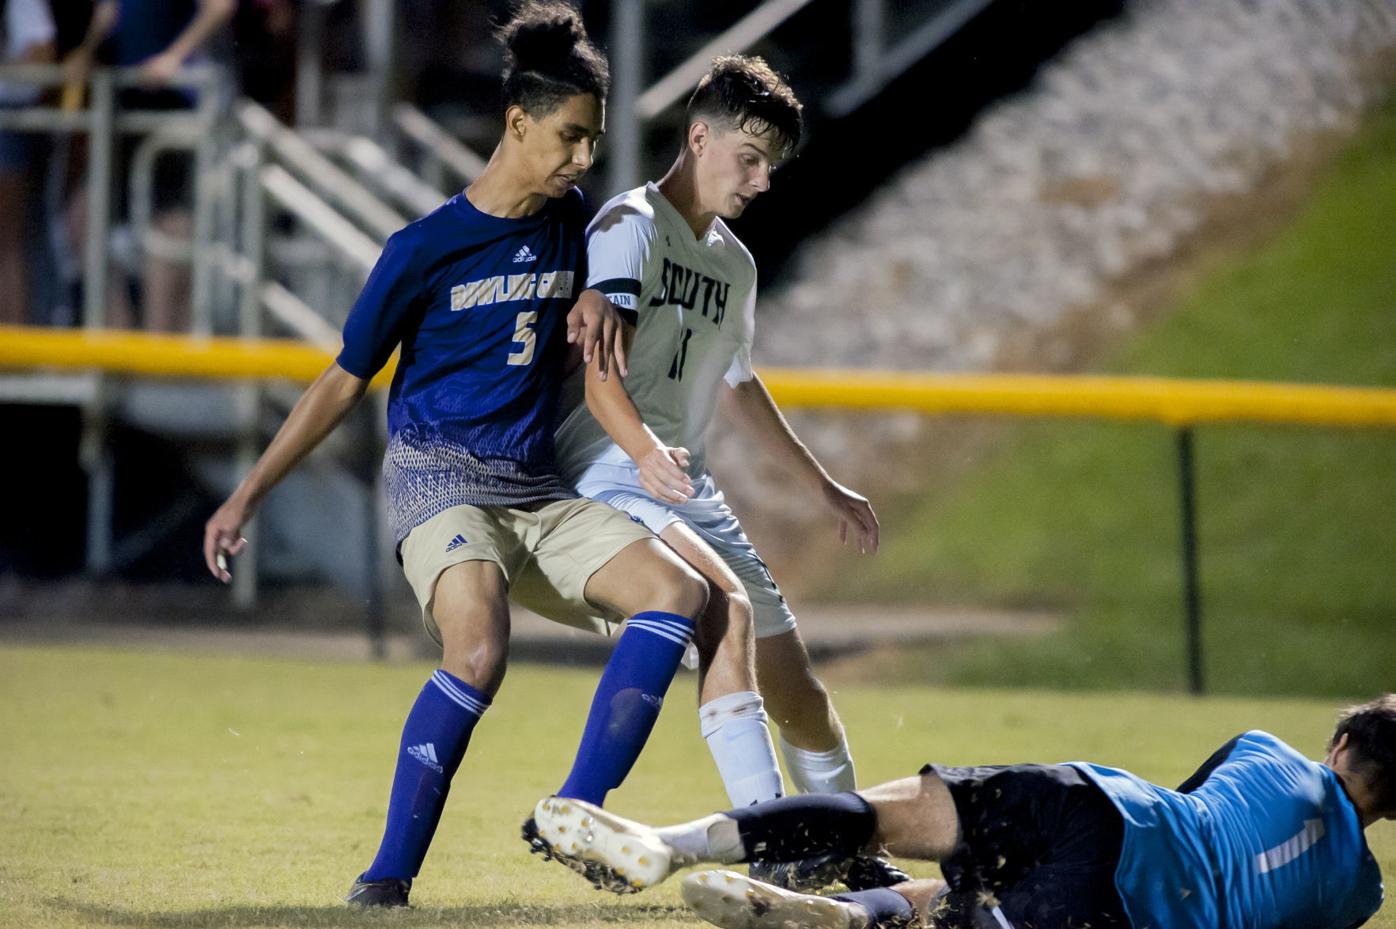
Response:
[2,645,1392,928]
[833,91,1396,696]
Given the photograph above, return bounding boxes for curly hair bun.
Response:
[495,1,609,115]
[500,2,586,75]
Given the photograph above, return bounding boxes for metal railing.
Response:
[0,63,223,333]
[0,0,1038,653]
[0,64,226,579]
[759,369,1396,695]
[605,0,994,193]
[391,102,487,189]
[830,0,998,116]
[5,326,1395,689]
[0,64,449,632]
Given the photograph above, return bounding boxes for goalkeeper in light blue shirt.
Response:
[528,694,1392,929]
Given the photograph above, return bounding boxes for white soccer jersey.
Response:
[555,182,757,479]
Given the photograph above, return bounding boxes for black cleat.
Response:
[842,855,913,891]
[747,853,911,893]
[748,852,849,892]
[345,874,410,908]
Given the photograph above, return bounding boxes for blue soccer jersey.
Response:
[337,190,587,541]
[1071,731,1383,929]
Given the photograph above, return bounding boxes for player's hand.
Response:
[822,480,879,554]
[567,289,628,382]
[136,50,183,88]
[637,445,694,505]
[203,498,250,584]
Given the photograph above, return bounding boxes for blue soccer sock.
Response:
[361,669,490,882]
[557,610,695,805]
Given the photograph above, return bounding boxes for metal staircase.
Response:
[0,0,1007,614]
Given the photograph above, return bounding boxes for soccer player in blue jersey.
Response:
[532,694,1394,929]
[201,2,713,909]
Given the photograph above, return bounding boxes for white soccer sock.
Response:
[700,690,786,807]
[656,813,745,864]
[780,734,857,794]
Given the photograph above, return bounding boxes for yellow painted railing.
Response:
[4,324,1394,693]
[760,369,1396,428]
[0,325,395,390]
[4,325,1395,428]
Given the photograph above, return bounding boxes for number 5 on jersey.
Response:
[507,311,537,366]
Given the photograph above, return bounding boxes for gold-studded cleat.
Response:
[679,869,865,929]
[529,795,675,893]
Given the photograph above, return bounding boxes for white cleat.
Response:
[531,796,676,893]
[681,869,866,929]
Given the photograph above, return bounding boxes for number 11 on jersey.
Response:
[668,327,694,380]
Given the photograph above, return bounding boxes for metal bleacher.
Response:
[0,0,993,616]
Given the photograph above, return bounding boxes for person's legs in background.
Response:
[0,132,34,325]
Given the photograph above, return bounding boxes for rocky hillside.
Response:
[712,0,1396,570]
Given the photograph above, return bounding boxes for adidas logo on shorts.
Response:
[445,534,468,553]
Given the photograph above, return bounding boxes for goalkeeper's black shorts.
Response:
[920,762,1131,929]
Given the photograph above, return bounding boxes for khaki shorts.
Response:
[400,497,654,645]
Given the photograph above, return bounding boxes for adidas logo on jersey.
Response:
[407,742,443,773]
[445,533,468,553]
[513,245,537,264]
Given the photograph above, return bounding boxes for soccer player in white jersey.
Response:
[554,57,894,887]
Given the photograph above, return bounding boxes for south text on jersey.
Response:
[648,258,729,327]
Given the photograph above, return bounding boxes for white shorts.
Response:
[575,461,797,638]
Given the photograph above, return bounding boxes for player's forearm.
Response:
[230,363,369,512]
[584,360,666,463]
[78,1,118,55]
[163,0,235,63]
[723,376,831,491]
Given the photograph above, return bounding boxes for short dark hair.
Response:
[496,1,609,117]
[1331,694,1396,812]
[686,55,803,157]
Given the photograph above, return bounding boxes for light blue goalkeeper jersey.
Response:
[1071,730,1383,929]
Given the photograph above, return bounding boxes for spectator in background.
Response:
[57,1,115,94]
[0,0,56,325]
[32,1,116,328]
[61,0,234,331]
[114,0,234,332]
[112,0,234,91]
